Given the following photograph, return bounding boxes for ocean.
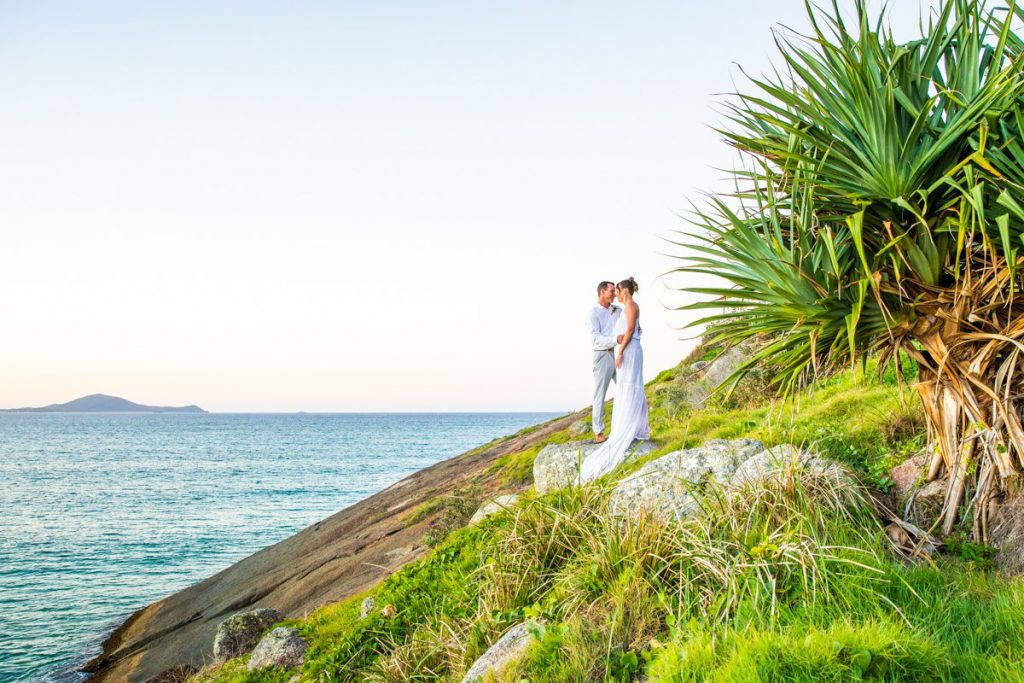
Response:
[0,411,558,682]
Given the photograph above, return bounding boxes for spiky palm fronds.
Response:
[673,0,1024,536]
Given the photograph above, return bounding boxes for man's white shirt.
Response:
[588,304,621,351]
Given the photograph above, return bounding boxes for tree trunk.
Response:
[912,329,1023,537]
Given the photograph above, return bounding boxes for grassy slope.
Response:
[195,352,1024,683]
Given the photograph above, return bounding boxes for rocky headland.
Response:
[83,345,1024,681]
[83,409,582,681]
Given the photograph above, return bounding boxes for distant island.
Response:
[3,393,207,413]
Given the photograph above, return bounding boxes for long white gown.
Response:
[580,308,650,483]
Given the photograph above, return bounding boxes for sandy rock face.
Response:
[470,494,520,524]
[212,608,283,661]
[533,440,657,494]
[609,439,764,520]
[460,621,537,683]
[247,627,308,671]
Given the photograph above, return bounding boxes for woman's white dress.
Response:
[580,309,650,483]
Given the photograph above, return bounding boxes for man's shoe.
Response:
[593,433,607,443]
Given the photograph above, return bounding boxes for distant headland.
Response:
[3,393,207,413]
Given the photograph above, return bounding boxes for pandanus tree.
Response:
[675,0,1024,537]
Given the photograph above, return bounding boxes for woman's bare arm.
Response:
[616,302,638,368]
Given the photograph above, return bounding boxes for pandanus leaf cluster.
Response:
[673,0,1024,536]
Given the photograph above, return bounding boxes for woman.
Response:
[580,277,650,483]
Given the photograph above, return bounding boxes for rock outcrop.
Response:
[470,494,520,524]
[568,419,589,437]
[728,444,850,491]
[533,440,657,494]
[247,627,307,671]
[212,608,283,662]
[701,346,748,391]
[608,440,857,522]
[609,439,764,520]
[460,621,537,683]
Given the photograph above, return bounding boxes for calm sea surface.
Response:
[0,412,558,683]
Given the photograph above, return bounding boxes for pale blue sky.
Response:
[0,1,939,411]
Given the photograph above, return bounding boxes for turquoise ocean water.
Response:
[0,412,557,682]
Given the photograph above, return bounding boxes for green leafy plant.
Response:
[673,0,1024,537]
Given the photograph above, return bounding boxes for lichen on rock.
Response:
[247,627,308,671]
[533,439,657,495]
[728,444,850,491]
[609,439,764,521]
[469,494,520,524]
[212,608,283,662]
[460,620,537,683]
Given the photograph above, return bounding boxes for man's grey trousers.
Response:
[592,349,616,434]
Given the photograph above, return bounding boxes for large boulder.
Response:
[533,441,599,494]
[701,346,748,390]
[533,440,657,494]
[470,494,520,524]
[247,627,308,671]
[212,608,283,661]
[460,621,537,683]
[728,445,851,491]
[609,439,764,521]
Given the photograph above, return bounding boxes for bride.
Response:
[580,276,650,483]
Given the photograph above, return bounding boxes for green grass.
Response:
[193,355,1022,683]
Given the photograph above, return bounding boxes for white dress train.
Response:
[579,311,650,483]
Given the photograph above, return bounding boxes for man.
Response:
[586,281,620,443]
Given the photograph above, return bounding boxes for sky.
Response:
[0,1,942,412]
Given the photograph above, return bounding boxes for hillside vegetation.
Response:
[194,348,1024,682]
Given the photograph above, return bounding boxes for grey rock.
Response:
[470,494,520,524]
[460,621,537,683]
[728,445,850,491]
[690,360,710,372]
[568,419,590,437]
[247,627,308,671]
[609,439,765,521]
[359,596,376,619]
[663,381,712,412]
[533,440,657,495]
[702,346,748,390]
[213,608,283,661]
[533,441,598,494]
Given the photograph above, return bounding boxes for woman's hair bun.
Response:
[617,276,639,294]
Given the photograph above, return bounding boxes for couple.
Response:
[581,277,649,483]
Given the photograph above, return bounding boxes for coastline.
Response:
[82,410,584,682]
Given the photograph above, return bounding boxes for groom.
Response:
[586,281,620,443]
